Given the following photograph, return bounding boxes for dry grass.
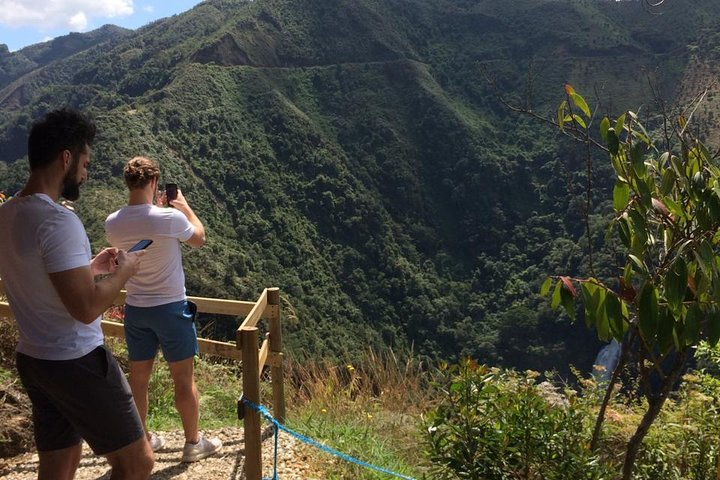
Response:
[283,348,434,478]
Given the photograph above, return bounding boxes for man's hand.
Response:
[91,247,120,276]
[114,250,145,277]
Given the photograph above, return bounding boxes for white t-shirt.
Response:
[105,204,194,307]
[0,194,104,360]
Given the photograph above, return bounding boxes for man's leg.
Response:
[128,359,155,434]
[38,443,82,480]
[105,436,153,480]
[167,357,199,442]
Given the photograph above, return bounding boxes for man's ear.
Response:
[61,150,72,170]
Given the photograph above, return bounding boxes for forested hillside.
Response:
[1,0,718,374]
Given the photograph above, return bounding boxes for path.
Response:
[0,427,326,479]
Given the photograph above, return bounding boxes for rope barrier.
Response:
[242,398,417,480]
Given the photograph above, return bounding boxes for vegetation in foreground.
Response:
[2,318,720,479]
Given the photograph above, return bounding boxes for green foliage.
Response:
[546,86,720,350]
[422,360,610,480]
[3,0,720,375]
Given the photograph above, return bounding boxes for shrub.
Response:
[422,359,611,480]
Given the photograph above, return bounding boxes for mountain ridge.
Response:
[1,0,720,373]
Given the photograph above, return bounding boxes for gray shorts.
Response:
[16,346,144,455]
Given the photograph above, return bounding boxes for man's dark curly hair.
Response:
[27,108,96,171]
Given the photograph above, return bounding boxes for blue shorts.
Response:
[124,300,199,363]
[16,346,144,454]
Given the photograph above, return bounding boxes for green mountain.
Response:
[2,0,719,374]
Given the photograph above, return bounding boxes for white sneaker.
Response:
[148,433,166,452]
[181,435,223,462]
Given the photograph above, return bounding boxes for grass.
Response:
[109,336,433,478]
[127,338,434,478]
[283,349,433,479]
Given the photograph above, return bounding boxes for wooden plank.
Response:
[3,280,266,318]
[197,337,242,360]
[241,327,262,479]
[102,320,126,339]
[112,290,260,317]
[267,287,286,422]
[258,336,269,375]
[238,289,268,330]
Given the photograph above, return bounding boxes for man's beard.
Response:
[61,157,81,201]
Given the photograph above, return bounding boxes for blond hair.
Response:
[124,156,160,190]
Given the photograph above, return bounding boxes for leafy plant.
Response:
[422,360,609,480]
[542,86,720,479]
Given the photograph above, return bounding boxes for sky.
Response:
[0,1,204,52]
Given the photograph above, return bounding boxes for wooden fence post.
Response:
[267,287,286,423]
[241,326,262,480]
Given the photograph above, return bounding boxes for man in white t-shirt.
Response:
[0,109,153,479]
[105,156,222,462]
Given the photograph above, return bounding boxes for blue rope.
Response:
[243,398,417,480]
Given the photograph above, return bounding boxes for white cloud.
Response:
[68,11,88,30]
[143,5,154,13]
[0,1,134,30]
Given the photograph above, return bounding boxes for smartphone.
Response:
[165,183,178,206]
[127,239,153,252]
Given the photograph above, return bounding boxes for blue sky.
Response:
[0,1,204,52]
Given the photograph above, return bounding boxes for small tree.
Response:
[541,86,720,479]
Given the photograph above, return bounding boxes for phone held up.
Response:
[165,183,178,207]
[127,239,153,252]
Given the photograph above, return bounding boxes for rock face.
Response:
[193,33,253,66]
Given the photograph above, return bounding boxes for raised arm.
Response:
[169,189,206,248]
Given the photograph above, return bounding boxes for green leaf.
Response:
[557,100,567,131]
[605,294,626,341]
[628,254,647,274]
[707,193,720,222]
[571,114,586,129]
[663,196,684,220]
[684,305,701,346]
[613,182,630,212]
[618,217,632,249]
[607,128,619,156]
[665,257,687,313]
[560,287,576,320]
[600,116,610,143]
[638,284,659,343]
[551,280,563,309]
[595,292,611,342]
[628,209,648,247]
[570,92,591,118]
[581,281,601,329]
[693,240,715,280]
[660,168,676,196]
[634,177,652,208]
[615,113,626,134]
[540,277,553,296]
[630,143,646,177]
[656,307,674,353]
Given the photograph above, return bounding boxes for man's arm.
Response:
[170,190,205,248]
[49,251,143,324]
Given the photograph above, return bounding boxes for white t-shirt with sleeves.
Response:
[105,204,194,308]
[0,194,104,360]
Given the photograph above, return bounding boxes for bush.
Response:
[422,359,611,480]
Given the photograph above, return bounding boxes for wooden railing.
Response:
[0,279,284,480]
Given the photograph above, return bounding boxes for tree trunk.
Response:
[621,349,689,480]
